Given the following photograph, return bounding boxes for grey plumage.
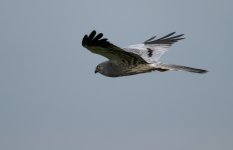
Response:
[82,30,208,77]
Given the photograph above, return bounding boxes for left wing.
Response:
[125,32,185,63]
[82,30,147,65]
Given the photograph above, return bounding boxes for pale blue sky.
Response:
[0,0,233,150]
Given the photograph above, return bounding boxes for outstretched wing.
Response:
[82,30,147,65]
[125,32,185,63]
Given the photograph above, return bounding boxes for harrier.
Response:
[82,30,207,77]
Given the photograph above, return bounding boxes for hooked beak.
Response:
[95,68,98,74]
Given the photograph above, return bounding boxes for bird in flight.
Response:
[82,30,207,77]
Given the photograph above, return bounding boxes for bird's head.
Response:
[95,64,104,74]
[94,61,120,77]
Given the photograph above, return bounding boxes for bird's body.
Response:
[96,61,157,77]
[82,30,207,77]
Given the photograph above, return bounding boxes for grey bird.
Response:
[82,30,207,77]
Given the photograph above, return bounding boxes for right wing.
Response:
[82,30,147,65]
[125,32,185,63]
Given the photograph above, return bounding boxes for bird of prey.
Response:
[82,30,207,77]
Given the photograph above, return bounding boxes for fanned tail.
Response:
[156,63,208,74]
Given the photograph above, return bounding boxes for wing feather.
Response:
[144,32,184,45]
[126,32,185,63]
[82,30,147,65]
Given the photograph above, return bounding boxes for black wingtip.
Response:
[89,30,97,39]
[82,35,88,47]
[144,36,157,43]
[82,30,112,48]
[197,69,208,74]
[94,33,103,40]
[144,32,185,45]
[158,32,176,40]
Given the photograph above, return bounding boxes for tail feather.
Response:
[156,63,208,74]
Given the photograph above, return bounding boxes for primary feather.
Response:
[125,32,185,63]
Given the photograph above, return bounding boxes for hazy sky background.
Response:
[0,0,232,150]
